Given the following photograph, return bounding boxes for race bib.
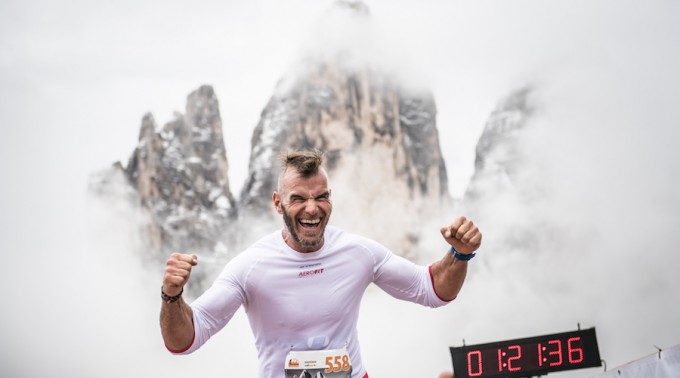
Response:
[285,348,352,378]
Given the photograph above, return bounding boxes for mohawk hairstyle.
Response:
[279,150,325,177]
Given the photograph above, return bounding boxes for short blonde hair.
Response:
[279,150,324,177]
[277,150,325,192]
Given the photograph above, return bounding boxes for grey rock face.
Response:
[123,85,236,257]
[238,62,449,257]
[463,87,562,253]
[464,87,534,204]
[236,4,450,256]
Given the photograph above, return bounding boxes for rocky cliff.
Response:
[122,85,236,258]
[463,86,561,253]
[238,65,449,253]
[237,2,449,257]
[464,87,534,204]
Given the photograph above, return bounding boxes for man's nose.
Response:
[304,199,319,213]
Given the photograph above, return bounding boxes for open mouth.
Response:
[298,218,322,228]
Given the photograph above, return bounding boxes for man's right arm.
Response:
[160,253,198,352]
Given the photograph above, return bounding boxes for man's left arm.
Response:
[429,216,482,301]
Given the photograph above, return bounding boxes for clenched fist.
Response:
[162,253,198,297]
[440,216,482,255]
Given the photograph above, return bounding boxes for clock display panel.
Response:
[450,328,601,378]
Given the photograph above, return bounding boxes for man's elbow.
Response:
[164,332,196,355]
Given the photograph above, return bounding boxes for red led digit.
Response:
[548,339,563,366]
[467,350,483,377]
[507,345,521,371]
[567,337,584,363]
[497,348,502,371]
[538,343,544,367]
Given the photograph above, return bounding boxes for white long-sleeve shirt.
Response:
[176,226,451,378]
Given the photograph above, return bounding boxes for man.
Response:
[160,150,482,378]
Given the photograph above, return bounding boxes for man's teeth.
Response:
[299,219,321,226]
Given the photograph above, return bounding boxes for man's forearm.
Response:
[430,252,468,301]
[160,298,195,352]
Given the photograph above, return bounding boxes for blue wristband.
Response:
[450,246,476,261]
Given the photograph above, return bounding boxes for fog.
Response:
[2,0,680,377]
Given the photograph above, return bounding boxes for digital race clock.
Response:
[450,328,602,378]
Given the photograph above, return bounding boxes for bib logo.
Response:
[288,358,299,368]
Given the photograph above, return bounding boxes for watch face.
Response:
[450,328,601,378]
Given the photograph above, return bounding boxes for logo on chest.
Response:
[298,262,325,278]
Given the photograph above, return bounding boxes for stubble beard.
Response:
[281,205,324,249]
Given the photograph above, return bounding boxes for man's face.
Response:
[274,169,332,253]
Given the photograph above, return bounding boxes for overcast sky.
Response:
[1,0,680,377]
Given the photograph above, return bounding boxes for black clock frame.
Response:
[450,328,602,378]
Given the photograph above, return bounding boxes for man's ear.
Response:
[272,191,283,214]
